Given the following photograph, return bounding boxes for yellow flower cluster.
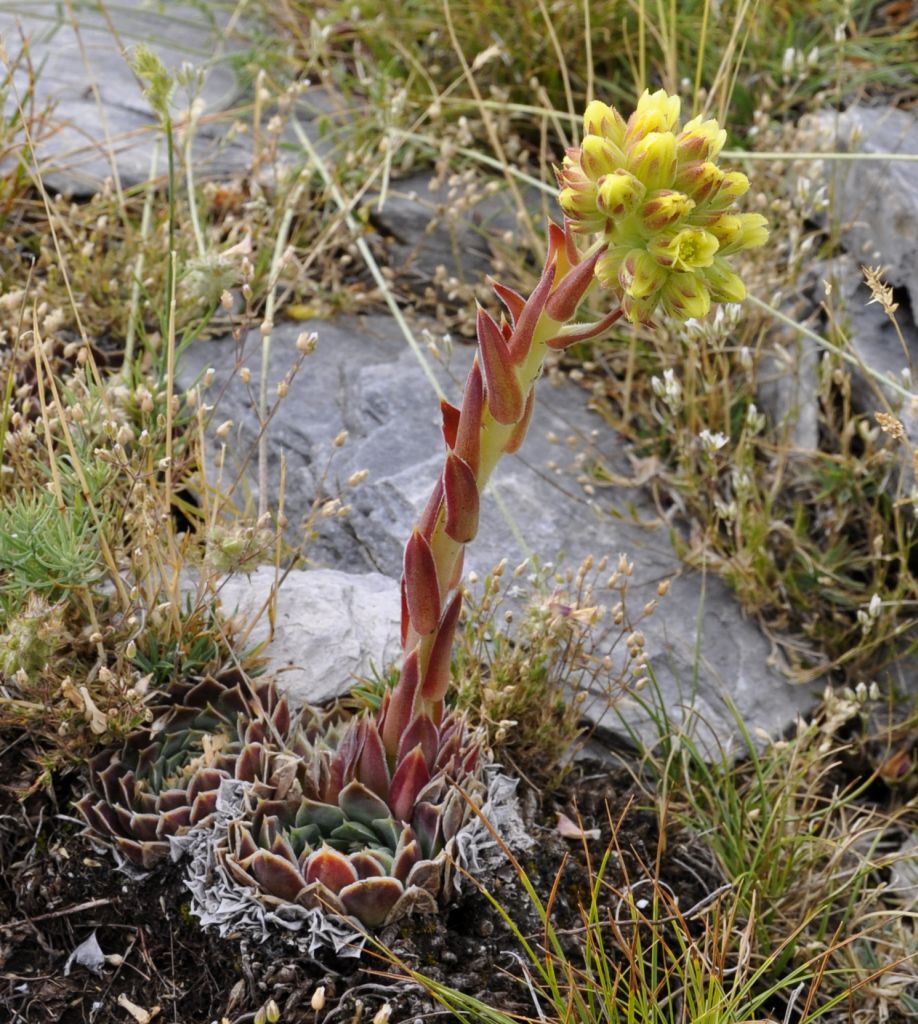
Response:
[557,90,768,323]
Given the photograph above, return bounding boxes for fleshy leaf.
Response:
[417,475,444,541]
[440,399,460,449]
[405,859,441,895]
[544,246,605,321]
[339,876,404,929]
[421,590,463,704]
[392,838,421,883]
[304,845,360,893]
[235,742,266,782]
[251,849,307,902]
[157,789,186,812]
[349,851,386,878]
[338,780,392,828]
[128,812,160,842]
[382,649,421,760]
[508,262,556,362]
[443,452,479,543]
[454,358,483,475]
[389,746,431,823]
[476,305,524,424]
[158,805,192,836]
[329,820,380,846]
[545,306,625,349]
[357,723,391,800]
[403,529,441,637]
[396,714,439,771]
[441,789,466,842]
[370,817,401,849]
[189,786,219,827]
[412,802,440,859]
[490,277,526,324]
[294,798,347,834]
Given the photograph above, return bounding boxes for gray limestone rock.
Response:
[803,105,918,310]
[367,170,546,289]
[1,1,251,193]
[215,567,402,708]
[179,314,821,752]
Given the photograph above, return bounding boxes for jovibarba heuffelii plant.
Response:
[76,90,766,933]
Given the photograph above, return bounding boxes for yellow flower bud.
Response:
[581,135,625,180]
[558,186,604,232]
[705,212,742,245]
[661,271,711,319]
[626,89,681,142]
[596,169,645,217]
[673,161,724,203]
[626,131,677,192]
[594,243,632,290]
[704,257,747,302]
[714,170,751,203]
[639,190,695,232]
[622,289,660,324]
[583,100,626,145]
[717,212,769,254]
[676,116,727,162]
[621,249,665,301]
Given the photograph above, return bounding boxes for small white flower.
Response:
[699,429,729,453]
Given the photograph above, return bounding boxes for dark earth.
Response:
[0,730,723,1024]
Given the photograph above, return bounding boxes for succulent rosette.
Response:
[557,89,768,323]
[77,673,290,868]
[218,706,482,929]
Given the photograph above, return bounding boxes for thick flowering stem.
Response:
[388,225,620,752]
[388,89,768,762]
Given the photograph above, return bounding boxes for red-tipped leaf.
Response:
[490,277,526,324]
[477,305,524,424]
[357,722,391,800]
[339,876,404,929]
[349,851,386,879]
[382,649,421,759]
[454,358,483,475]
[508,262,557,362]
[403,529,441,636]
[389,746,431,823]
[252,849,307,902]
[546,306,625,349]
[440,399,460,449]
[443,451,479,543]
[396,713,439,769]
[412,801,440,859]
[392,838,422,883]
[304,845,360,894]
[417,476,444,540]
[544,245,604,321]
[339,779,392,827]
[564,219,579,267]
[420,589,463,704]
